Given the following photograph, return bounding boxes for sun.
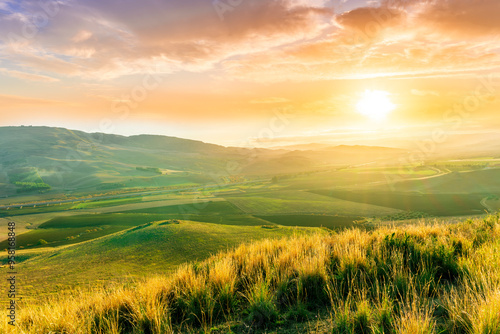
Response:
[356,90,396,122]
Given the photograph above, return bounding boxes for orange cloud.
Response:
[0,69,59,82]
[337,5,405,32]
[0,0,332,79]
[221,0,500,82]
[417,0,500,36]
[2,0,497,83]
[0,94,63,108]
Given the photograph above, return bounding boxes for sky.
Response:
[0,0,499,148]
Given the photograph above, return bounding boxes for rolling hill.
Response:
[8,220,321,297]
[6,215,500,333]
[0,126,410,196]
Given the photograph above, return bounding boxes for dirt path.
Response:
[481,197,496,213]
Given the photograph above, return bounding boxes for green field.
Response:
[72,197,145,209]
[346,165,439,176]
[255,214,364,229]
[224,190,401,217]
[119,200,270,226]
[6,221,321,297]
[0,226,126,249]
[0,197,148,217]
[1,201,272,250]
[0,202,77,217]
[122,200,241,215]
[9,215,500,334]
[0,213,169,249]
[311,189,486,216]
[384,168,500,194]
[38,213,170,229]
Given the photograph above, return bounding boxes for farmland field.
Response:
[224,190,401,216]
[311,189,486,216]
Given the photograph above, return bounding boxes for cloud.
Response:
[0,0,498,83]
[417,0,500,36]
[0,94,63,108]
[221,0,500,82]
[223,33,500,82]
[0,0,332,79]
[0,68,59,82]
[71,30,92,43]
[336,5,404,32]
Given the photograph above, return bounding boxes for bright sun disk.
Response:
[356,90,395,122]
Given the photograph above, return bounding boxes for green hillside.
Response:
[311,190,486,216]
[0,126,410,198]
[0,126,241,194]
[5,215,500,333]
[387,168,500,194]
[224,190,401,216]
[4,220,320,297]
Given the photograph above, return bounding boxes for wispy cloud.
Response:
[221,0,500,81]
[0,0,498,82]
[0,0,332,79]
[0,94,64,107]
[0,68,59,82]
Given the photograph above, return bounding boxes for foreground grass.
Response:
[5,214,500,333]
[5,221,316,298]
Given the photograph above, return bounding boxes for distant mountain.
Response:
[0,126,225,156]
[239,145,408,175]
[270,132,500,159]
[269,143,335,151]
[0,126,241,194]
[0,126,411,195]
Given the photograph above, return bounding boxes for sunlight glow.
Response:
[356,90,396,122]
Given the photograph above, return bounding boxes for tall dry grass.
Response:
[3,214,500,333]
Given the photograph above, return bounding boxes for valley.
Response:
[1,127,499,303]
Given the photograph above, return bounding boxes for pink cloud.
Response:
[0,0,332,79]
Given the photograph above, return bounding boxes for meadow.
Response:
[6,221,320,298]
[5,214,500,333]
[311,190,486,216]
[1,145,499,333]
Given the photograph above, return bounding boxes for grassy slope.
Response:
[0,213,168,249]
[277,170,391,191]
[7,215,500,334]
[4,221,320,297]
[311,189,486,216]
[386,168,500,194]
[224,190,401,217]
[255,214,365,229]
[0,197,225,243]
[0,217,31,241]
[0,198,267,249]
